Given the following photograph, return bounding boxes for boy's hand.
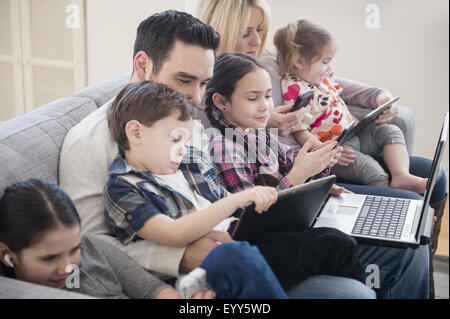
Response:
[236,186,278,214]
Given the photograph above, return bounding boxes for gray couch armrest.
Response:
[347,104,415,155]
[0,276,95,299]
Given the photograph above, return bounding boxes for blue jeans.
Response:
[357,244,429,299]
[201,241,376,299]
[200,241,288,299]
[286,275,376,299]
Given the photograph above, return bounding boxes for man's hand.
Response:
[267,102,304,137]
[178,230,232,274]
[375,90,399,125]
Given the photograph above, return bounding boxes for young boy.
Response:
[104,80,278,248]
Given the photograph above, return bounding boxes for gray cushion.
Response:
[73,72,130,108]
[0,97,97,196]
[0,276,95,299]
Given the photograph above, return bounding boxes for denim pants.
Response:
[201,241,376,299]
[200,241,288,299]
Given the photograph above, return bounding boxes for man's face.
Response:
[148,41,215,107]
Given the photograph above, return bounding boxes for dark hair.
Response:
[0,179,81,253]
[204,52,289,180]
[274,19,334,75]
[107,81,195,154]
[133,10,221,75]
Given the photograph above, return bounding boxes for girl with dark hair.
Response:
[206,52,342,192]
[205,53,367,290]
[0,178,291,299]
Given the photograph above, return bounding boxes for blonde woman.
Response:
[197,0,270,57]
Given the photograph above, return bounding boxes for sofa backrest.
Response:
[0,97,97,196]
[0,72,129,197]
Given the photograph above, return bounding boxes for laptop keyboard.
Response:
[352,196,410,239]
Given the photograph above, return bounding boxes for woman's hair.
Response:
[196,0,271,57]
[204,52,289,179]
[274,19,334,75]
[0,179,81,253]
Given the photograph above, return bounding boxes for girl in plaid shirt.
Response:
[205,52,366,289]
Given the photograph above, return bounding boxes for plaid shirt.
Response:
[207,108,329,194]
[103,146,231,245]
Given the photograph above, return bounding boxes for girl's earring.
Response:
[223,108,227,112]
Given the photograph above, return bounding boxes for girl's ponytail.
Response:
[273,22,298,75]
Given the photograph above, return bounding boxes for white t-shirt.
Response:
[153,170,238,232]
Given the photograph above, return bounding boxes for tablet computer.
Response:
[231,175,336,243]
[343,96,400,142]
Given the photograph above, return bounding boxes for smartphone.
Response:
[290,91,314,112]
[335,121,356,145]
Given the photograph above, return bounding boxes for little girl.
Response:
[0,178,288,299]
[205,52,366,290]
[274,19,427,193]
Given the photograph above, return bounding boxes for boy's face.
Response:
[129,111,193,175]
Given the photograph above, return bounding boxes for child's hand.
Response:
[375,90,399,124]
[235,186,278,214]
[293,139,339,177]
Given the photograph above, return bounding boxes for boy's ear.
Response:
[212,93,230,112]
[133,51,153,81]
[125,120,143,145]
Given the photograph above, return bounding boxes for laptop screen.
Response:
[415,112,448,238]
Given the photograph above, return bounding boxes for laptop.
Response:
[232,112,448,249]
[341,96,400,143]
[313,112,448,248]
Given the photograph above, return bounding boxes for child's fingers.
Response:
[299,139,315,154]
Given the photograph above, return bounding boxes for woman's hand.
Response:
[234,186,278,214]
[267,102,306,137]
[336,146,357,166]
[375,90,399,125]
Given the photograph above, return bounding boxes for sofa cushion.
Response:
[0,276,95,299]
[0,97,97,196]
[73,72,130,108]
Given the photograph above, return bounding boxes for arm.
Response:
[81,235,173,299]
[137,187,277,247]
[335,77,384,109]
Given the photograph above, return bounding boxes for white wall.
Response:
[85,0,186,84]
[85,0,449,183]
